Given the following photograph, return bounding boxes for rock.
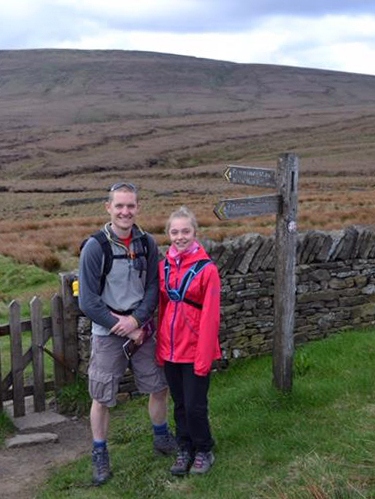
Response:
[5,432,59,449]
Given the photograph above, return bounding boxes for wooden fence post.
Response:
[9,300,25,417]
[272,153,299,392]
[0,336,3,412]
[31,296,46,412]
[51,293,66,393]
[59,272,80,382]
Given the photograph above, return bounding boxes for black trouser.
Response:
[164,361,214,455]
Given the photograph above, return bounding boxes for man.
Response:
[79,181,176,486]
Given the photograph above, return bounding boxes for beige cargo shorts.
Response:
[88,334,167,407]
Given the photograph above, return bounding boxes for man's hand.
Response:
[109,313,139,337]
[127,328,146,345]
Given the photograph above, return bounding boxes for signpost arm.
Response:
[272,153,299,392]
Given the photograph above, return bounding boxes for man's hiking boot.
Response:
[189,451,215,475]
[153,432,178,456]
[170,449,194,476]
[92,446,112,486]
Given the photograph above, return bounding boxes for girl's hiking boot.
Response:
[153,432,178,456]
[92,446,112,486]
[170,449,194,476]
[189,451,215,475]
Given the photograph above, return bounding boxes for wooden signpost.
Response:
[223,164,277,188]
[214,153,299,393]
[214,194,280,220]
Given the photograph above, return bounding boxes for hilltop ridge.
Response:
[1,49,375,129]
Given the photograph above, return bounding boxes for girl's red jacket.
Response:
[156,244,221,376]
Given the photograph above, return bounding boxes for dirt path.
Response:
[0,417,92,499]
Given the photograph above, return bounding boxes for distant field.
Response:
[1,162,375,271]
[1,50,375,270]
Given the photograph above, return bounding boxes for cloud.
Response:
[51,13,375,76]
[46,0,375,32]
[1,1,375,75]
[2,1,375,37]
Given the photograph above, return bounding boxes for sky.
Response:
[1,1,375,76]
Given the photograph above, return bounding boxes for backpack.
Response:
[81,230,149,294]
[164,258,212,309]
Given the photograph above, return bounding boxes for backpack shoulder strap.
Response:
[178,259,211,301]
[164,258,212,309]
[90,231,113,294]
[81,230,149,294]
[140,233,150,259]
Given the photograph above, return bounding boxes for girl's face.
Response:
[168,216,196,252]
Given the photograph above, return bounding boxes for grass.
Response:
[26,328,375,499]
[0,254,60,322]
[0,254,61,384]
[56,376,92,418]
[0,330,55,387]
[0,411,15,446]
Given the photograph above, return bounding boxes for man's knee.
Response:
[150,387,168,402]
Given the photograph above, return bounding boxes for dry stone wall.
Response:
[76,226,375,380]
[203,225,375,360]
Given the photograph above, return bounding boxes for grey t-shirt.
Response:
[78,224,159,335]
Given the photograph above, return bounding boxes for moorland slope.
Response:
[0,49,375,267]
[1,49,375,181]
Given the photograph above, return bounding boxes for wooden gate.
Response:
[0,278,79,417]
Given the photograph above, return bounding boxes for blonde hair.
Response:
[165,206,198,235]
[108,182,138,202]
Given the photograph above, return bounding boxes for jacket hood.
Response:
[165,242,210,266]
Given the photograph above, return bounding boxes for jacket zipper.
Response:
[169,260,181,361]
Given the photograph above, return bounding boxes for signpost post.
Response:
[214,154,299,392]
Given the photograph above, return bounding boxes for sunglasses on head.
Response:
[109,182,137,192]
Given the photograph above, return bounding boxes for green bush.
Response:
[42,255,61,272]
[56,376,91,417]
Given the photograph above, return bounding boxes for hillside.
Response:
[1,49,375,124]
[0,49,375,269]
[1,49,375,181]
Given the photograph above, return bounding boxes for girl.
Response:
[156,206,221,476]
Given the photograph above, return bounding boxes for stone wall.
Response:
[76,226,375,384]
[203,225,375,360]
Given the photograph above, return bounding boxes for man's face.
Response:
[106,190,139,236]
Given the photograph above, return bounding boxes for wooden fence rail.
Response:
[0,293,76,417]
